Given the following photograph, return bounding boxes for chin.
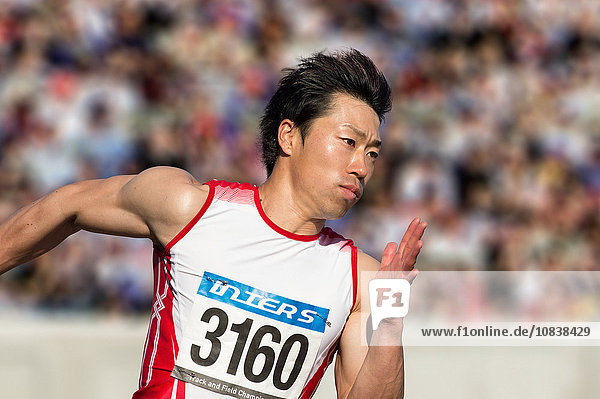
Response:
[317,194,357,220]
[321,205,351,221]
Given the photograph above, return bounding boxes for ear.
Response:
[277,119,298,156]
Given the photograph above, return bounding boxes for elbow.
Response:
[48,181,91,223]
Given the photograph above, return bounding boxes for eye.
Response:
[342,138,355,147]
[368,151,379,160]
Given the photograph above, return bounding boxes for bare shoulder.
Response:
[123,166,208,197]
[120,167,210,246]
[352,249,381,312]
[357,249,380,273]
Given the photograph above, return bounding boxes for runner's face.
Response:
[291,94,381,220]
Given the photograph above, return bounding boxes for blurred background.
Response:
[0,0,598,398]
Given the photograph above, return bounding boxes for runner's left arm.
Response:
[334,218,426,399]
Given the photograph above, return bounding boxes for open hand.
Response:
[378,217,427,283]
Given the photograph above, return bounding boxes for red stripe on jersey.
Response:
[176,379,186,399]
[132,369,178,399]
[299,341,339,398]
[212,179,255,191]
[213,180,255,205]
[132,250,179,398]
[163,183,216,251]
[351,244,358,309]
[252,185,322,242]
[318,227,354,252]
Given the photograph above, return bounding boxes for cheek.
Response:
[366,161,376,178]
[301,137,349,181]
[319,141,348,167]
[303,144,338,175]
[363,159,379,185]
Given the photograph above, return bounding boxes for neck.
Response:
[258,172,325,236]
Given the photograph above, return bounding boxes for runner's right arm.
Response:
[0,166,208,275]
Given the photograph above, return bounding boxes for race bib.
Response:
[172,272,329,399]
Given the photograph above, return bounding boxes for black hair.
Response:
[259,48,392,176]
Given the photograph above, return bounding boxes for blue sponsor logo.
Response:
[198,271,330,333]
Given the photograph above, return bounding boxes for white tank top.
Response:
[133,180,357,399]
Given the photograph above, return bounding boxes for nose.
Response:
[348,153,368,180]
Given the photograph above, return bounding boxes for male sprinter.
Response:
[0,49,426,398]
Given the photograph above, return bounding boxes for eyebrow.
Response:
[341,123,382,148]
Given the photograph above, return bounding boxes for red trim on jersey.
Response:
[212,179,256,192]
[252,185,322,242]
[320,227,358,308]
[132,369,178,399]
[163,183,216,251]
[299,340,339,398]
[133,250,180,399]
[351,244,358,309]
[176,379,186,399]
[320,226,346,241]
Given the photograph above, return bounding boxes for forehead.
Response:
[311,93,381,141]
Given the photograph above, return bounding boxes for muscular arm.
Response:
[0,167,208,275]
[335,253,405,399]
[335,218,426,399]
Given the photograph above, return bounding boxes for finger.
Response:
[382,240,421,273]
[380,242,398,268]
[400,220,427,264]
[403,240,423,271]
[398,218,421,260]
[401,219,426,261]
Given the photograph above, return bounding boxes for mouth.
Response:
[340,184,361,200]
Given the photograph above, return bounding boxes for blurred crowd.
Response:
[0,0,598,314]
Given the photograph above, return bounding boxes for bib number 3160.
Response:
[192,307,309,390]
[173,272,328,398]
